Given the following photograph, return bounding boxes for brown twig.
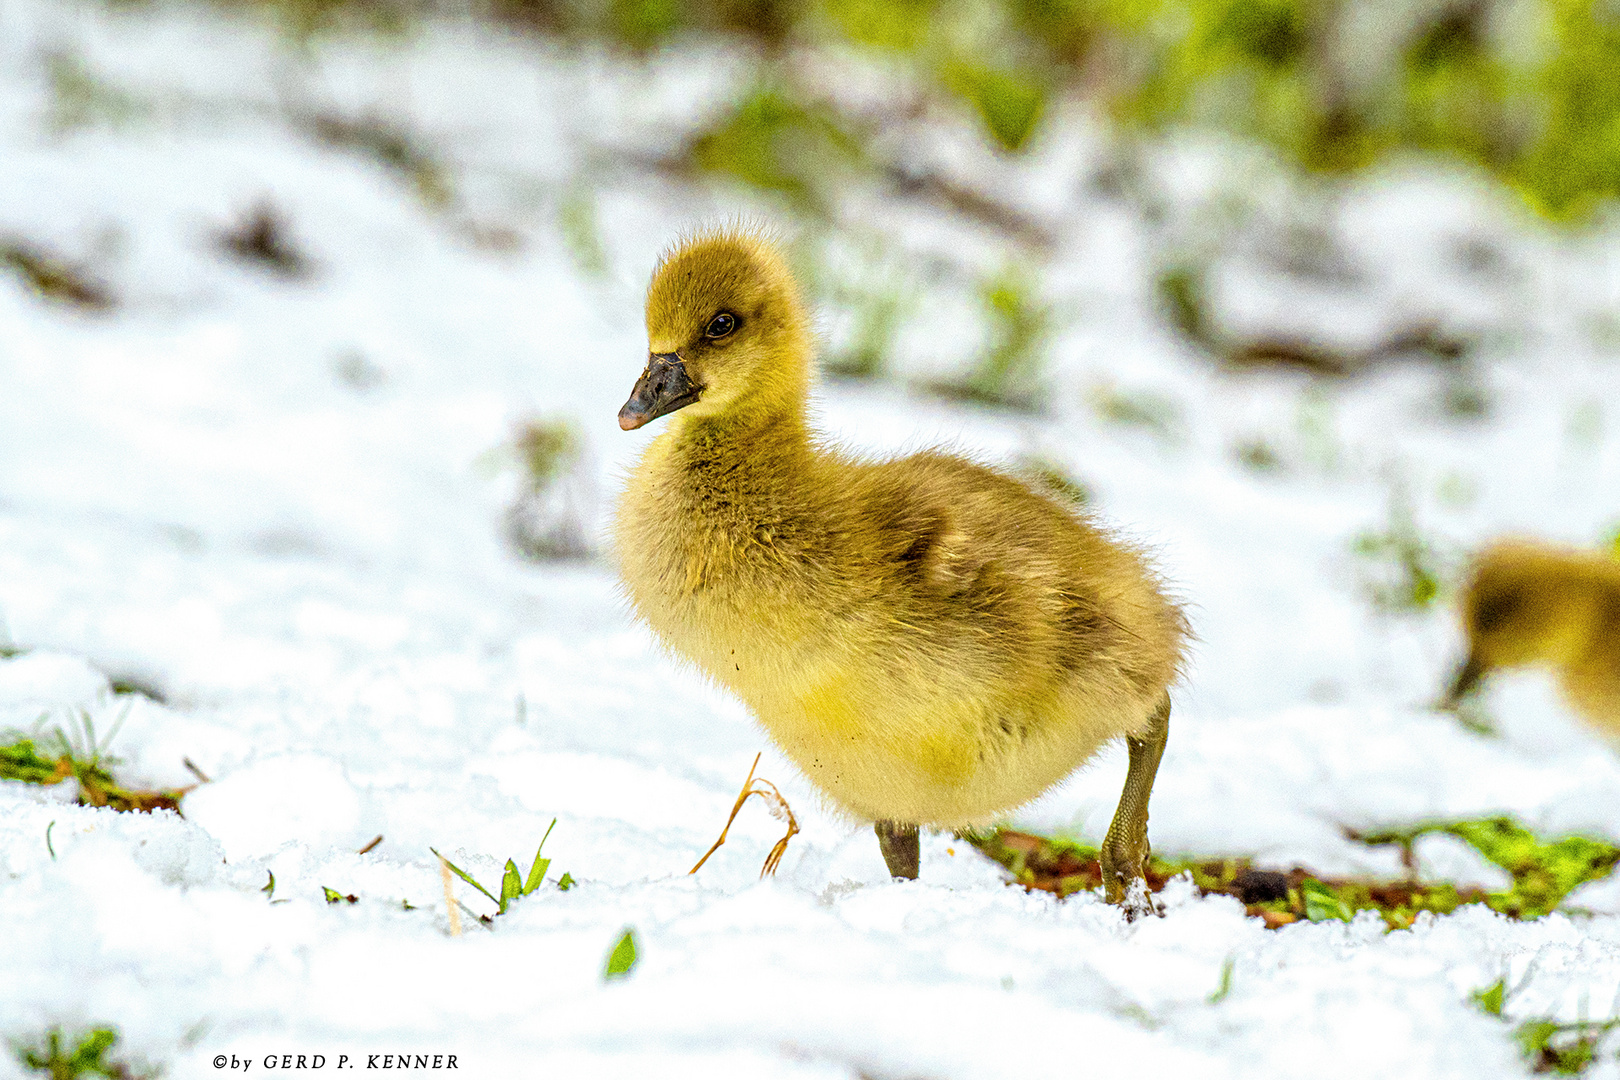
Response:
[357,834,383,855]
[689,752,801,878]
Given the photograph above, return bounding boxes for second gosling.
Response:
[614,228,1190,907]
[1444,538,1620,738]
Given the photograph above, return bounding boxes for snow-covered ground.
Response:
[4,3,1620,1076]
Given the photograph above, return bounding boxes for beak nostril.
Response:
[620,351,701,430]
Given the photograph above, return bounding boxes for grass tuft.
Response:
[969,815,1619,929]
[1515,1018,1617,1075]
[0,709,187,813]
[215,201,314,280]
[1359,818,1620,920]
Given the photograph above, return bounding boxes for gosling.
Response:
[613,227,1189,907]
[1443,538,1620,738]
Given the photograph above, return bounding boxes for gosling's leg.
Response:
[1100,692,1171,917]
[875,820,920,880]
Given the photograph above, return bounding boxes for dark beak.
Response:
[1440,652,1487,709]
[619,352,700,431]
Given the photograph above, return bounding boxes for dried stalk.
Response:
[689,752,800,879]
[440,856,462,937]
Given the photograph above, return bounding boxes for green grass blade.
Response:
[1473,978,1507,1016]
[98,699,133,758]
[499,859,522,914]
[78,709,97,764]
[604,928,638,980]
[1301,879,1354,922]
[429,847,500,907]
[66,1028,118,1072]
[523,855,551,895]
[524,818,559,894]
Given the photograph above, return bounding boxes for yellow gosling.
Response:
[1444,538,1620,738]
[613,227,1190,908]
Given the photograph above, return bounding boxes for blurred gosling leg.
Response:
[875,820,920,880]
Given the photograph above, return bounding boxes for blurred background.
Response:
[3,0,1620,756]
[4,0,1620,751]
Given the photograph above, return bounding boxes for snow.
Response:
[3,2,1620,1077]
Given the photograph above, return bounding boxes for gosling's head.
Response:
[619,227,811,431]
[1443,540,1602,704]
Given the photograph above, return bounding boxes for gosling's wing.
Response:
[841,454,993,599]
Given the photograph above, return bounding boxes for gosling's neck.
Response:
[666,392,813,487]
[666,340,816,480]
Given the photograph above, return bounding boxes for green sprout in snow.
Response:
[604,928,638,980]
[1472,977,1620,1075]
[431,818,567,917]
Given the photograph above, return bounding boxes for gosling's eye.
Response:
[705,312,737,339]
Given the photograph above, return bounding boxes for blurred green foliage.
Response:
[45,50,149,134]
[1101,0,1620,220]
[1360,816,1620,920]
[206,0,1620,220]
[15,1027,149,1080]
[1090,381,1182,439]
[556,183,609,278]
[1352,488,1450,613]
[929,268,1053,408]
[688,84,861,205]
[823,279,908,379]
[514,419,581,489]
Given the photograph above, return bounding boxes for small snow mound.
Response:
[183,753,363,860]
[0,651,110,728]
[125,813,227,886]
